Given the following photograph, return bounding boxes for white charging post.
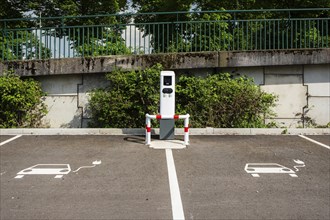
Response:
[160,71,175,139]
[145,71,190,146]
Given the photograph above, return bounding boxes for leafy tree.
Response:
[0,0,25,22]
[0,73,47,128]
[189,12,233,51]
[131,0,329,52]
[0,0,128,19]
[1,0,52,60]
[1,0,130,60]
[1,30,52,60]
[132,0,194,53]
[193,0,330,15]
[25,0,130,57]
[193,0,255,12]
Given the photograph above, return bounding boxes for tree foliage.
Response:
[0,73,47,128]
[132,0,194,53]
[1,0,130,60]
[131,0,329,53]
[1,0,329,59]
[88,65,277,128]
[0,31,52,60]
[0,0,127,21]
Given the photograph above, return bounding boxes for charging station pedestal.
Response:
[145,70,189,148]
[160,119,175,139]
[160,71,175,140]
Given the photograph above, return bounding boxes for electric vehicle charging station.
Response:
[160,71,175,140]
[145,71,190,147]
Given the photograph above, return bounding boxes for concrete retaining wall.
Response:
[32,64,329,128]
[1,49,329,128]
[1,49,329,76]
[219,64,330,127]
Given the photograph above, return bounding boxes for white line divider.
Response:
[0,135,22,146]
[165,149,185,220]
[298,135,330,150]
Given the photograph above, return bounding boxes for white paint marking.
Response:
[293,159,305,171]
[150,140,186,149]
[14,175,24,179]
[15,164,71,179]
[290,174,298,177]
[298,135,330,150]
[245,163,297,177]
[165,149,185,220]
[72,160,101,172]
[0,135,22,146]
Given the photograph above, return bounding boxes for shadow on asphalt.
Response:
[123,135,146,145]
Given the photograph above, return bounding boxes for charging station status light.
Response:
[163,76,172,86]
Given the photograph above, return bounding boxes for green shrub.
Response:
[88,65,277,128]
[0,73,47,128]
[88,64,161,128]
[176,73,277,128]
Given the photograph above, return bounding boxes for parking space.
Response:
[1,136,171,219]
[175,136,330,219]
[0,134,329,219]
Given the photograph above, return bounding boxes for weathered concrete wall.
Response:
[35,74,109,128]
[304,65,330,126]
[261,66,308,127]
[218,64,330,127]
[220,49,330,67]
[0,49,329,128]
[30,64,329,128]
[1,49,329,76]
[35,75,83,128]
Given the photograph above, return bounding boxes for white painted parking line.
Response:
[298,135,330,150]
[0,135,22,146]
[165,149,185,220]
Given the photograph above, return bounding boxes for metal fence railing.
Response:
[1,8,329,61]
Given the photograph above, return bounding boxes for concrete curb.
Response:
[1,128,329,135]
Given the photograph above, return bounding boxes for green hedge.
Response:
[176,74,277,127]
[0,73,47,128]
[88,64,277,128]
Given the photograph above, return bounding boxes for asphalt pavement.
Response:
[0,134,329,220]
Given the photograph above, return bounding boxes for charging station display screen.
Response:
[163,76,172,86]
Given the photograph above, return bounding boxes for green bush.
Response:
[88,64,161,128]
[0,73,47,128]
[176,73,277,128]
[88,65,277,128]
